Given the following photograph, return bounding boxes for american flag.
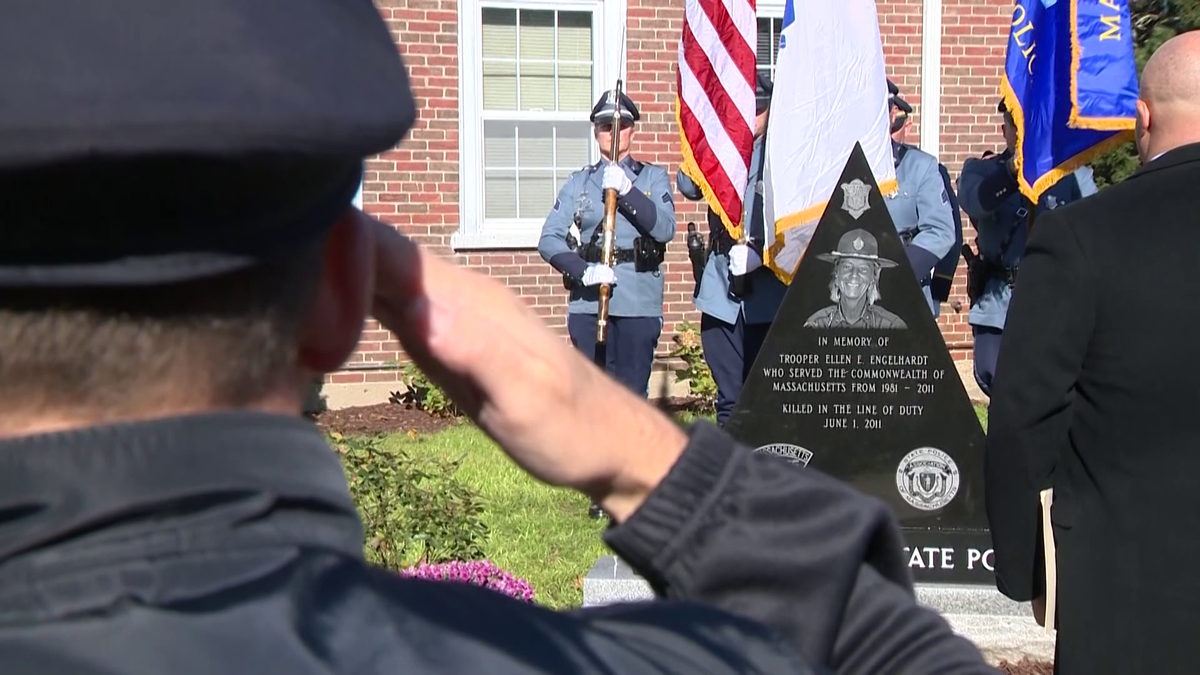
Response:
[676,0,758,240]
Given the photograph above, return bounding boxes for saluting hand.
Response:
[366,214,685,522]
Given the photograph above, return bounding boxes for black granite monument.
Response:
[725,143,993,584]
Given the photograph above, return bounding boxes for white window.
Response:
[756,17,785,80]
[455,0,626,250]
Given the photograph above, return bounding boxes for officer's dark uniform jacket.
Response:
[931,162,965,305]
[0,412,996,675]
[957,150,1096,330]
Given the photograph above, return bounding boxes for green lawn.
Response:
[379,425,610,609]
[367,405,988,609]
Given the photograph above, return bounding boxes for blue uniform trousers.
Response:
[701,313,770,427]
[972,325,1003,396]
[568,313,661,397]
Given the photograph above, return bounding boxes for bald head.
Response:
[1137,32,1200,162]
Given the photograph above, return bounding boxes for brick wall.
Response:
[935,0,1014,360]
[329,0,1013,390]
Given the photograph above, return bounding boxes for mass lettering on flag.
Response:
[1003,0,1139,202]
[676,0,758,239]
[761,0,897,284]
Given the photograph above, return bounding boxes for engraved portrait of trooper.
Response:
[804,229,908,330]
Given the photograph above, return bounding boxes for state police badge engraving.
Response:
[754,443,814,467]
[840,179,872,219]
[896,447,959,510]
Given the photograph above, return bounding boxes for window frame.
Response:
[454,0,627,250]
[755,1,785,84]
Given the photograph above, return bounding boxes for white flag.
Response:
[763,0,898,284]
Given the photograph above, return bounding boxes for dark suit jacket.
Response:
[985,142,1200,675]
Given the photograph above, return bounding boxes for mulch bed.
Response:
[308,395,711,438]
[651,396,713,415]
[308,402,461,436]
[996,658,1054,675]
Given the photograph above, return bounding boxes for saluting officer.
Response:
[888,84,966,316]
[677,73,784,427]
[538,90,677,397]
[957,98,1097,395]
[883,79,958,317]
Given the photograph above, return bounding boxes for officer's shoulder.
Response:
[901,144,940,170]
[564,163,597,184]
[961,153,1002,174]
[804,306,836,323]
[572,162,599,177]
[637,160,669,178]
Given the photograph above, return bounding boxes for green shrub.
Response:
[391,363,458,417]
[670,319,717,411]
[332,432,488,571]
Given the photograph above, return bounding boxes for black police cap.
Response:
[888,79,900,97]
[590,90,640,124]
[0,1,417,288]
[893,97,914,115]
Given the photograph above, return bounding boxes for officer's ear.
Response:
[297,208,374,373]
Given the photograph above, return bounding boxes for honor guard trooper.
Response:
[677,73,785,427]
[538,90,677,398]
[888,82,965,317]
[883,79,958,317]
[958,99,1097,395]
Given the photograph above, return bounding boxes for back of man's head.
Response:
[1137,30,1200,162]
[0,3,417,436]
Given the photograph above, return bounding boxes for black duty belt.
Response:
[582,246,637,265]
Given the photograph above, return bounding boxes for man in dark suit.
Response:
[985,32,1200,675]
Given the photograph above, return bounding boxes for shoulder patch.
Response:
[941,189,949,204]
[552,198,561,211]
[661,192,672,204]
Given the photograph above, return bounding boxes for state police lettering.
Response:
[902,546,996,572]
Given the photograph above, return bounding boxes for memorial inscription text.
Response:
[763,335,947,431]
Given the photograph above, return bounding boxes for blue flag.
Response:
[1002,0,1139,202]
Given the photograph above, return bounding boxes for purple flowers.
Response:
[400,560,535,603]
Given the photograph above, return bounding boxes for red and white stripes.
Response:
[677,0,758,238]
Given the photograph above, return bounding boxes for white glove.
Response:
[602,164,633,195]
[581,264,616,287]
[729,244,763,276]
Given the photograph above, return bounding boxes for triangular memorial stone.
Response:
[726,142,993,584]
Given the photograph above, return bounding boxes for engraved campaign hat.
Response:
[0,0,417,288]
[816,229,899,268]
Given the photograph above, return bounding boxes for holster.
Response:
[962,243,1017,307]
[686,227,707,291]
[563,224,581,290]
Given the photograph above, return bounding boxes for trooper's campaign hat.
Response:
[816,229,899,268]
[887,79,913,114]
[590,90,640,124]
[0,1,417,288]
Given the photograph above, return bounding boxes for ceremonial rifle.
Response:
[595,77,622,344]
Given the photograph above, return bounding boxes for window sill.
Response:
[451,229,542,250]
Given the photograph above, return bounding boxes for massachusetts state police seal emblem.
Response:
[840,179,872,219]
[895,447,959,510]
[754,443,814,467]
